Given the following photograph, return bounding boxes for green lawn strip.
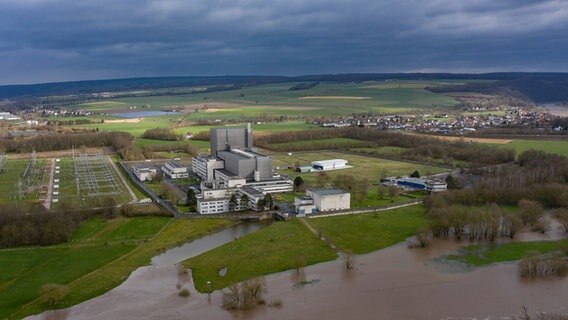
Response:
[183,220,337,292]
[309,205,428,254]
[447,240,568,267]
[10,218,233,319]
[272,151,447,187]
[270,138,373,151]
[0,244,135,319]
[500,140,568,158]
[71,216,171,243]
[70,217,107,241]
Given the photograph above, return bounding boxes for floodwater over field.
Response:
[29,225,568,320]
[111,111,179,118]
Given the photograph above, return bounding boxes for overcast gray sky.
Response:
[1,0,567,84]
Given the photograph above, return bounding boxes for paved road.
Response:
[108,156,137,202]
[308,200,422,219]
[118,161,179,217]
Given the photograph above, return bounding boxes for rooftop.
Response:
[309,188,349,196]
[239,185,264,197]
[311,159,348,165]
[165,160,184,168]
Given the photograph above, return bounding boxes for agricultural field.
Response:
[500,139,568,158]
[271,151,448,185]
[269,137,374,151]
[3,217,233,320]
[71,81,461,120]
[184,219,337,292]
[308,205,427,254]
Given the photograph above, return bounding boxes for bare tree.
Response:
[222,278,267,310]
[343,250,357,270]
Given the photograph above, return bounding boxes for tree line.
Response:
[141,128,181,141]
[434,150,568,208]
[0,131,132,153]
[0,203,85,247]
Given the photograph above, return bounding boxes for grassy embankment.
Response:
[184,219,337,292]
[308,205,428,254]
[447,239,568,266]
[3,217,233,320]
[184,206,427,292]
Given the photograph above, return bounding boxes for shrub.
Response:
[39,284,69,306]
[178,288,191,297]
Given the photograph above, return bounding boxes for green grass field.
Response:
[270,137,374,151]
[0,159,49,207]
[308,205,427,254]
[447,239,568,266]
[183,220,337,292]
[502,140,568,158]
[5,217,233,320]
[272,151,447,185]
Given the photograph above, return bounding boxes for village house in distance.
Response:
[191,124,293,214]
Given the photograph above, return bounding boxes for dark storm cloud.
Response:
[0,0,567,84]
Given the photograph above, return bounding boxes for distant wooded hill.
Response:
[1,73,568,103]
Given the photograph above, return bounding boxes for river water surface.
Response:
[28,223,568,320]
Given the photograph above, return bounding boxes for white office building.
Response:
[133,165,157,182]
[162,160,189,179]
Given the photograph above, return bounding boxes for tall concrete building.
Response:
[210,123,254,157]
[192,124,293,214]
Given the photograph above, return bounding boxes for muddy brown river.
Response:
[28,223,568,320]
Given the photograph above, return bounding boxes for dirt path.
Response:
[299,218,342,253]
[43,159,55,210]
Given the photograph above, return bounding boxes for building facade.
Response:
[133,165,157,181]
[295,188,351,214]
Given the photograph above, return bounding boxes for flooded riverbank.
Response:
[29,226,567,320]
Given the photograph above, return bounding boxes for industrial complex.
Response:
[191,124,293,214]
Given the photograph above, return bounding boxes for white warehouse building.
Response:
[304,188,351,212]
[311,159,348,171]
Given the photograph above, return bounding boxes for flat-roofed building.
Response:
[294,196,316,217]
[311,159,348,171]
[162,160,189,179]
[133,165,157,181]
[397,177,447,192]
[305,188,350,212]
